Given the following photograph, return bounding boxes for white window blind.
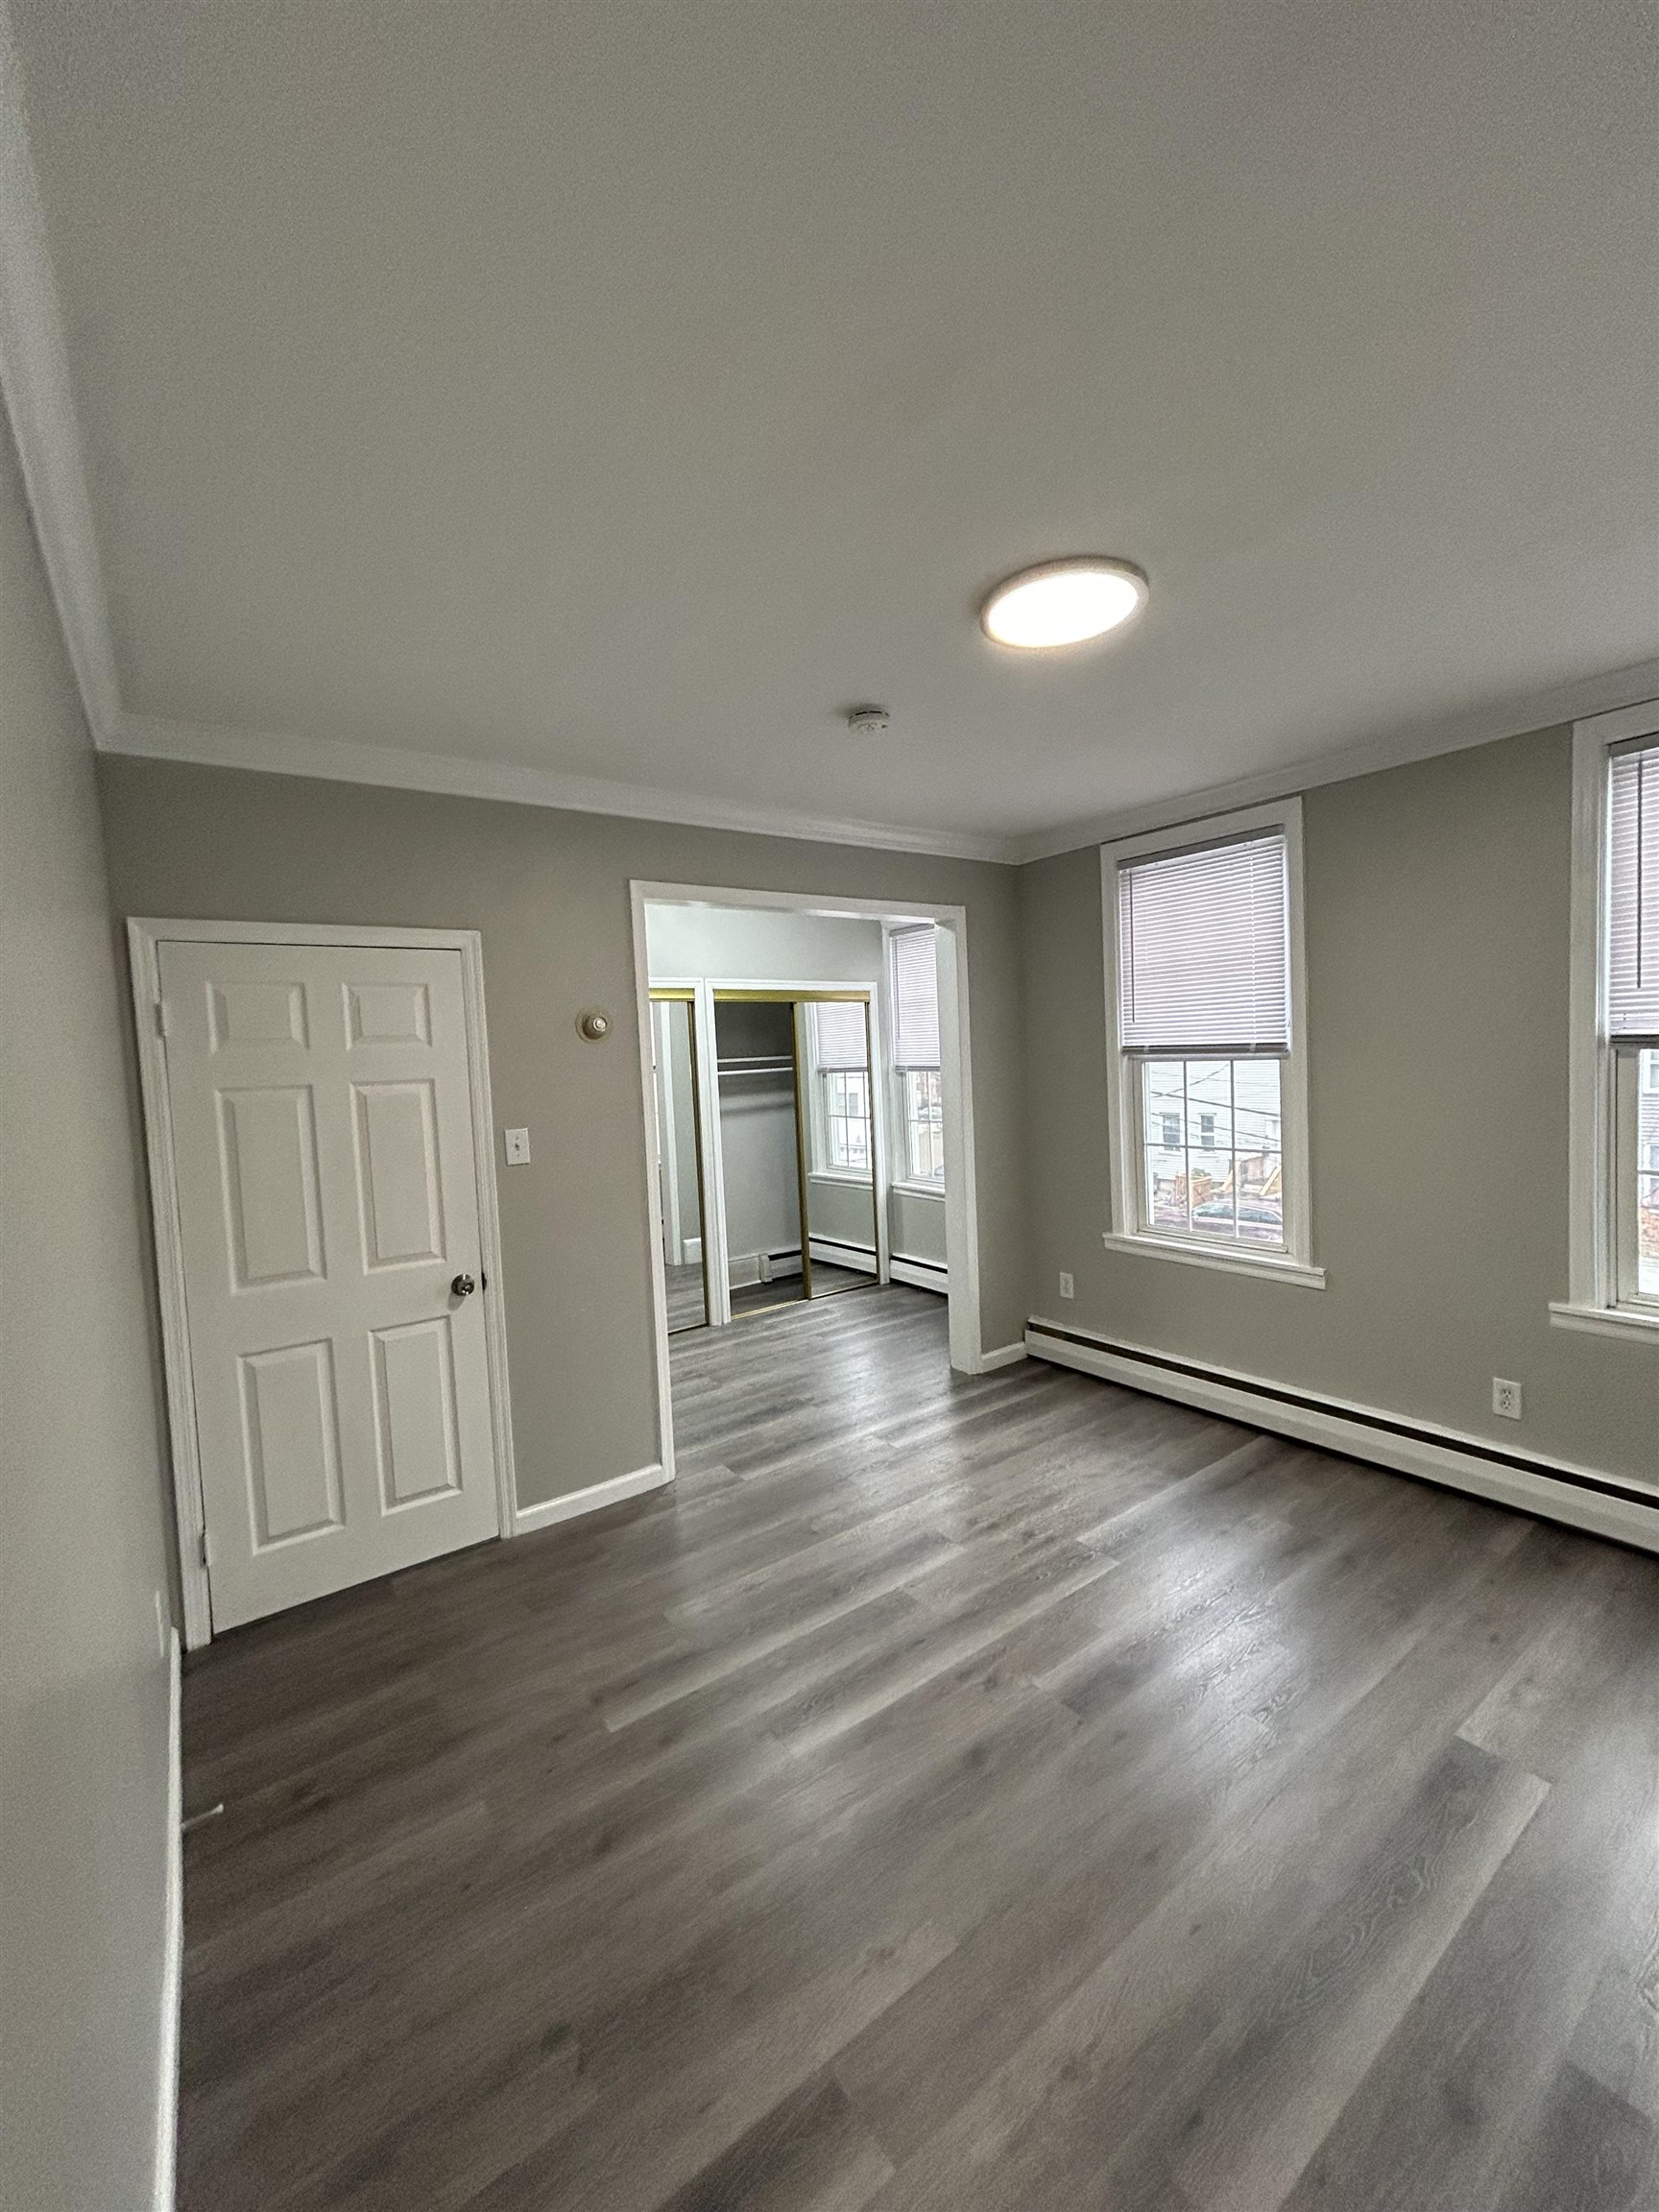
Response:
[1609,739,1659,1039]
[1117,830,1290,1053]
[891,929,941,1068]
[808,999,868,1070]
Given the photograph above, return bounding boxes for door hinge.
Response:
[155,999,171,1039]
[199,1528,212,1570]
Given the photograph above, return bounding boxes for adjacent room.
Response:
[2,4,1656,2208]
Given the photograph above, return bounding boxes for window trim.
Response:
[1101,796,1320,1287]
[1557,699,1659,1339]
[808,1065,874,1182]
[885,926,947,1194]
[801,996,877,1183]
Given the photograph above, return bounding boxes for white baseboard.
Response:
[808,1237,879,1276]
[890,1256,949,1295]
[1025,1316,1659,1555]
[729,1248,804,1287]
[154,1627,181,2212]
[973,1342,1029,1373]
[514,1461,672,1534]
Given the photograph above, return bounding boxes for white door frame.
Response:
[629,884,988,1478]
[127,918,518,1649]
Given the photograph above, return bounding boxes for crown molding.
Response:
[4,0,1652,880]
[0,0,121,744]
[1008,656,1659,862]
[101,711,1021,865]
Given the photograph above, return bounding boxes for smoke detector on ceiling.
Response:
[845,706,892,737]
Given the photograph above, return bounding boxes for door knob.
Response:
[450,1273,477,1298]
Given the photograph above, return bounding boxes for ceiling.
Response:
[7,0,1658,858]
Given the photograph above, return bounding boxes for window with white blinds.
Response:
[808,998,869,1070]
[1116,830,1290,1054]
[1608,739,1659,1040]
[1103,799,1316,1281]
[891,928,941,1068]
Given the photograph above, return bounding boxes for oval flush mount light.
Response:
[980,556,1149,650]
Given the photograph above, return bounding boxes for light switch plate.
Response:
[504,1126,531,1166]
[1058,1271,1075,1300]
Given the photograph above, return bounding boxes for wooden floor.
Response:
[179,1286,1659,2211]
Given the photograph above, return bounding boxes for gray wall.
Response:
[892,1187,948,1268]
[713,1000,802,1272]
[1022,724,1658,1482]
[95,756,1029,1506]
[0,418,174,2201]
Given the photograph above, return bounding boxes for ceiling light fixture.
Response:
[979,556,1149,650]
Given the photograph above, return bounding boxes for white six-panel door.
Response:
[157,940,500,1628]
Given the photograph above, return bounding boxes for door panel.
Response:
[158,940,500,1628]
[372,1318,463,1506]
[352,1081,445,1268]
[238,1339,345,1545]
[216,1085,326,1287]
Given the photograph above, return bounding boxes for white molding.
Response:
[126,918,518,1646]
[1549,1300,1659,1343]
[153,1626,180,2212]
[808,1236,878,1275]
[630,886,686,1466]
[513,1461,670,1533]
[1015,658,1659,863]
[103,710,1017,864]
[1565,701,1659,1324]
[889,1255,949,1294]
[0,4,122,745]
[890,1180,947,1202]
[1100,1230,1325,1289]
[1100,796,1314,1276]
[1025,1319,1659,1555]
[971,1342,1028,1372]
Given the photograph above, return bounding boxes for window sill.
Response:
[891,1181,947,1201]
[807,1168,874,1186]
[1549,1301,1659,1343]
[1101,1230,1325,1290]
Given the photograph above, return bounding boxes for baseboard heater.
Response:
[806,1236,879,1276]
[1025,1315,1659,1557]
[804,1238,950,1296]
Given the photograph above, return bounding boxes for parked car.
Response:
[1192,1197,1283,1238]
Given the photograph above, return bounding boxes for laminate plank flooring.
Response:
[178,1286,1659,2211]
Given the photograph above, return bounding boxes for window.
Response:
[1102,798,1318,1286]
[1562,712,1659,1334]
[806,999,872,1176]
[821,1069,871,1172]
[890,926,945,1186]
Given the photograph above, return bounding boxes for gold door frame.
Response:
[649,989,710,1331]
[712,989,878,1313]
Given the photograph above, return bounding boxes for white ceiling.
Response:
[8,0,1659,857]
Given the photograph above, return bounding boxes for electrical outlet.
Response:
[503,1126,531,1166]
[1058,1271,1075,1300]
[1492,1378,1523,1421]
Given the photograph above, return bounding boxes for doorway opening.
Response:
[632,882,986,1476]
